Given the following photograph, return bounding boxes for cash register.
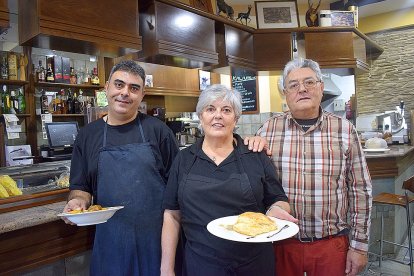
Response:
[43,122,79,161]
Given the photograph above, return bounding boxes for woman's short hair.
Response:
[108,60,146,83]
[282,58,322,88]
[196,84,242,120]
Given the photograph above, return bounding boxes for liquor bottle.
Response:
[69,67,77,84]
[7,52,18,80]
[40,89,49,114]
[66,88,74,114]
[1,85,9,113]
[77,67,84,84]
[78,89,85,113]
[1,56,8,80]
[17,88,26,114]
[37,60,45,82]
[46,63,55,82]
[10,90,18,112]
[73,92,80,114]
[54,92,62,114]
[34,89,42,115]
[60,89,68,114]
[91,67,100,85]
[83,68,91,84]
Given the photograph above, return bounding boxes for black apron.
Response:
[90,117,165,276]
[178,143,274,276]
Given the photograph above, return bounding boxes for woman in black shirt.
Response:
[161,84,297,276]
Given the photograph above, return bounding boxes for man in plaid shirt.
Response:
[246,58,372,276]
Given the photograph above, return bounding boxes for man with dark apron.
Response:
[62,61,179,275]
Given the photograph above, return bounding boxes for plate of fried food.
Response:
[207,212,299,243]
[57,205,124,226]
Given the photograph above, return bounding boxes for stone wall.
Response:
[356,26,414,133]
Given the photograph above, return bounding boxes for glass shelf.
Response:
[34,82,103,89]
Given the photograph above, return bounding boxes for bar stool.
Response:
[371,175,414,276]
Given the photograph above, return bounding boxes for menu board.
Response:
[231,67,258,113]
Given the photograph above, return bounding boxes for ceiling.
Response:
[227,0,414,18]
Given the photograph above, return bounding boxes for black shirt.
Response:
[163,134,288,263]
[69,113,179,196]
[163,134,288,211]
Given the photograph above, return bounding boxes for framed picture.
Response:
[199,70,211,91]
[255,1,299,29]
[145,75,153,87]
[331,11,355,27]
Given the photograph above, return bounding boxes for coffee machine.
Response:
[376,101,408,144]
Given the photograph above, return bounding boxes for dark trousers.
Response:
[185,245,275,276]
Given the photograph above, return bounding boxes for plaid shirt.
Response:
[257,110,372,251]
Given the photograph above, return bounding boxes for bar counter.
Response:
[365,144,414,256]
[364,145,414,179]
[0,201,94,275]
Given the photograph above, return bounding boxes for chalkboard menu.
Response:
[231,67,258,113]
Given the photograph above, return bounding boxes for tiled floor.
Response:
[363,259,411,275]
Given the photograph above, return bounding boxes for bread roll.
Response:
[233,212,277,236]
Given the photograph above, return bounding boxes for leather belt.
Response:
[297,229,349,243]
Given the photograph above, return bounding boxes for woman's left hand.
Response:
[267,204,298,224]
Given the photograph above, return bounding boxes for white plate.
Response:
[207,215,299,243]
[363,148,390,153]
[57,206,124,226]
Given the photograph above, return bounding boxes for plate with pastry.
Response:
[57,205,124,226]
[207,212,299,243]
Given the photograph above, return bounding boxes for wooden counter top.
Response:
[0,201,94,275]
[364,145,414,159]
[0,201,66,234]
[364,145,414,179]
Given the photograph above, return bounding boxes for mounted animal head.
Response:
[306,0,321,26]
[308,0,321,15]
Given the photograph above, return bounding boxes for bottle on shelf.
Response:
[46,63,55,82]
[54,91,62,114]
[37,60,45,82]
[1,85,9,113]
[7,52,18,80]
[83,68,91,84]
[91,67,100,85]
[34,89,42,115]
[66,88,74,114]
[73,92,80,114]
[77,67,84,85]
[78,89,85,113]
[40,89,49,114]
[10,90,18,113]
[1,55,8,80]
[60,89,68,114]
[17,88,26,114]
[69,67,77,84]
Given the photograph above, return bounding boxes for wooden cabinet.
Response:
[0,220,94,274]
[18,0,142,57]
[253,27,383,72]
[215,24,256,70]
[254,30,292,71]
[138,0,218,68]
[302,27,383,71]
[0,0,9,35]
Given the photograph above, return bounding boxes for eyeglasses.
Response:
[285,79,321,93]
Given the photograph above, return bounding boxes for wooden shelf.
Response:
[145,87,200,97]
[34,82,103,89]
[0,79,29,86]
[36,114,85,117]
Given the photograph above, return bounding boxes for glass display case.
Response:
[0,160,70,213]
